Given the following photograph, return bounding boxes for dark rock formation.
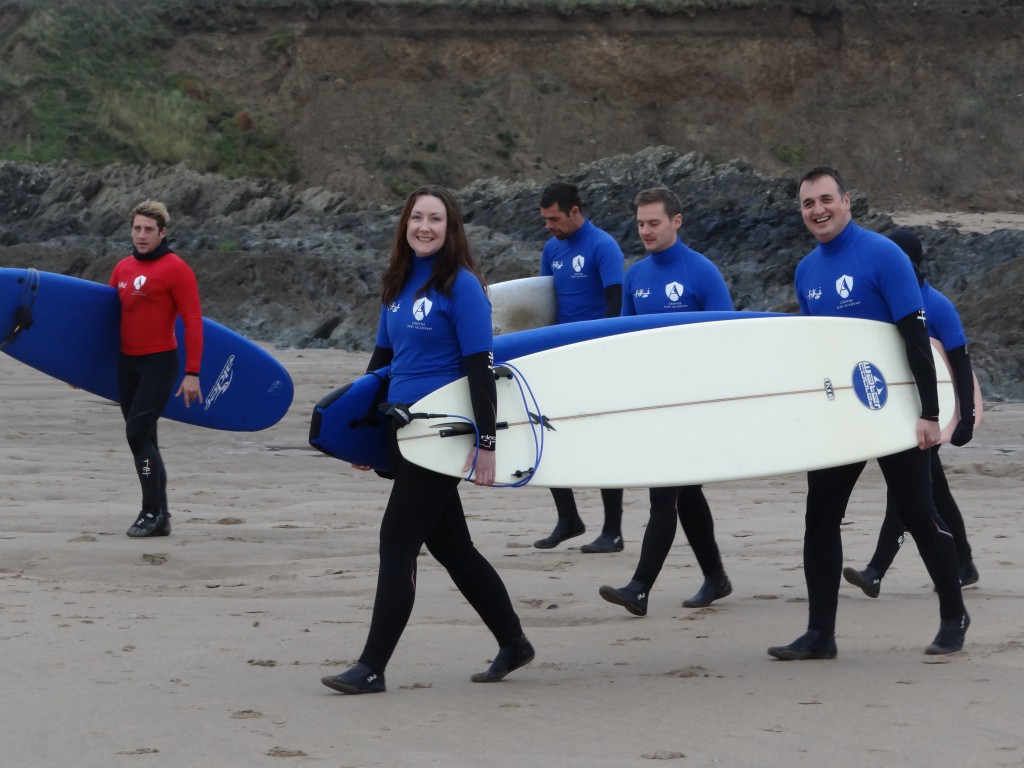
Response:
[1,147,1021,399]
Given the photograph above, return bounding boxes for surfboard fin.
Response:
[1,269,39,350]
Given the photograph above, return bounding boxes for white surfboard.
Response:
[488,276,556,335]
[397,316,957,488]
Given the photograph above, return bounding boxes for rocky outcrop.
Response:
[1,148,1021,399]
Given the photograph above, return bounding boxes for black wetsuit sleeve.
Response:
[366,345,394,374]
[946,344,975,424]
[947,344,976,446]
[895,310,940,421]
[604,284,623,318]
[464,350,497,451]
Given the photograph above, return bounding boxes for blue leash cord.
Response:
[440,361,547,487]
[492,361,546,487]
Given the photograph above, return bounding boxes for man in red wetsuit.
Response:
[109,200,203,537]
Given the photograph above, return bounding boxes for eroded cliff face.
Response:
[155,3,1024,209]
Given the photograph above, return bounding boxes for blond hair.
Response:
[130,200,170,230]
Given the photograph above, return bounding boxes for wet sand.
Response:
[2,347,1022,768]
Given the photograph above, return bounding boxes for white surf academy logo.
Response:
[413,296,433,321]
[835,274,854,299]
[133,275,147,291]
[204,354,235,412]
[550,255,586,273]
[665,281,685,302]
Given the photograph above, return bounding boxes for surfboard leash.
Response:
[491,361,549,487]
[0,268,40,350]
[385,363,549,487]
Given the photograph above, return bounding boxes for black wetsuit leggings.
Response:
[804,447,964,634]
[358,426,524,673]
[550,487,624,535]
[632,485,722,590]
[869,446,971,574]
[118,350,178,514]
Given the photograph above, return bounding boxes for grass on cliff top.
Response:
[0,0,297,180]
[0,0,1014,179]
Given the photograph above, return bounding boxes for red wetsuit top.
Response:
[109,244,203,374]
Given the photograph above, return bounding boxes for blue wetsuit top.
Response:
[922,281,968,350]
[795,222,923,321]
[374,254,492,404]
[541,219,624,323]
[621,239,733,315]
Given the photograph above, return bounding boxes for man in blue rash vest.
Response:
[533,181,627,554]
[767,168,968,661]
[598,186,735,616]
[844,227,979,598]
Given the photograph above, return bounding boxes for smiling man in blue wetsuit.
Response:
[533,181,627,554]
[768,167,968,661]
[598,186,735,616]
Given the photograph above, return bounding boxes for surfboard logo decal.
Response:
[852,362,887,410]
[665,281,685,302]
[823,378,835,401]
[205,354,235,411]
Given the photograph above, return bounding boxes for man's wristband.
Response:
[185,372,200,377]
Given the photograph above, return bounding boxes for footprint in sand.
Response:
[267,747,307,757]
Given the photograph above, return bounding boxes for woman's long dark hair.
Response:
[380,185,487,304]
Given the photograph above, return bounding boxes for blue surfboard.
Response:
[0,267,293,431]
[309,310,784,470]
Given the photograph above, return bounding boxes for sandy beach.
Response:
[2,347,1022,768]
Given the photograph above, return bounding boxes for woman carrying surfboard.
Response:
[321,185,534,695]
[110,200,203,538]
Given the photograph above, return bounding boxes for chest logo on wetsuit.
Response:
[572,255,585,273]
[852,362,887,410]
[133,275,147,291]
[205,354,235,412]
[413,297,433,321]
[665,281,685,302]
[835,274,854,299]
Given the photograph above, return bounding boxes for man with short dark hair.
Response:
[599,186,735,616]
[768,168,968,660]
[534,181,626,553]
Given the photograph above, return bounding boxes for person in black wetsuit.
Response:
[109,200,204,538]
[598,187,735,616]
[844,227,979,598]
[321,186,533,695]
[533,181,627,554]
[767,168,968,661]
